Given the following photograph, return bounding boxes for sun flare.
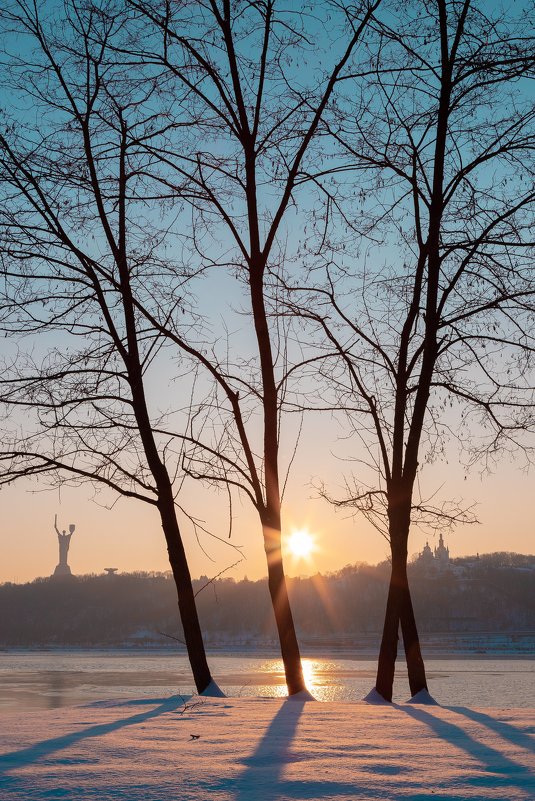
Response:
[287,528,315,559]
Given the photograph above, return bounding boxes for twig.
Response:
[194,559,243,597]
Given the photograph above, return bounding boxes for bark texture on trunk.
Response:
[159,495,212,695]
[262,516,306,696]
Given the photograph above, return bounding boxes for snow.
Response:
[200,679,226,697]
[407,689,440,705]
[362,687,392,704]
[286,689,316,702]
[0,695,533,800]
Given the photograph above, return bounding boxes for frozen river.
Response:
[0,651,533,710]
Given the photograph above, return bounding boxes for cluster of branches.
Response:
[0,0,533,701]
[282,0,535,698]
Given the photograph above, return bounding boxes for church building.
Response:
[417,532,450,571]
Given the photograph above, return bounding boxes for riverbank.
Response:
[3,629,535,657]
[0,695,533,800]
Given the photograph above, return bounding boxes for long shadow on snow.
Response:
[213,698,364,801]
[401,705,534,793]
[451,706,535,753]
[232,697,307,801]
[0,695,185,776]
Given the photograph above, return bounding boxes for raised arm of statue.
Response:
[54,514,61,538]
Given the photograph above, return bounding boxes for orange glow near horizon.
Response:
[311,572,341,631]
[3,454,535,584]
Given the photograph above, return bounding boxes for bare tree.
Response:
[120,0,382,695]
[0,0,235,694]
[0,0,383,697]
[286,0,535,700]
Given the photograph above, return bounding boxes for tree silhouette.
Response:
[125,0,382,694]
[0,0,231,694]
[287,0,535,700]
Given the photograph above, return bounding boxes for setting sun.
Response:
[287,528,315,559]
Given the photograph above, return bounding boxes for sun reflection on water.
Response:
[301,658,348,701]
[301,658,317,692]
[246,657,374,701]
[254,658,339,700]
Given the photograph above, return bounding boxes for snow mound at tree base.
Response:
[287,689,316,701]
[407,689,439,705]
[200,680,226,697]
[362,687,391,704]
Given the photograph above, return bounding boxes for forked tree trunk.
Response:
[262,511,306,696]
[375,504,428,701]
[375,562,401,702]
[158,494,212,695]
[399,579,427,698]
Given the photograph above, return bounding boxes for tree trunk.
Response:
[399,580,428,698]
[126,370,213,696]
[375,501,428,701]
[158,496,212,695]
[248,253,305,695]
[375,558,401,702]
[262,513,306,696]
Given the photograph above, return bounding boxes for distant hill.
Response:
[0,553,533,648]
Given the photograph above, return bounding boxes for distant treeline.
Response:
[1,553,533,647]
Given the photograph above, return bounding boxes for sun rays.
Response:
[287,528,316,560]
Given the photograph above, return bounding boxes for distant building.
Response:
[434,532,450,570]
[419,541,434,566]
[416,532,450,572]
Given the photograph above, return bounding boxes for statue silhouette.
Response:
[53,515,75,577]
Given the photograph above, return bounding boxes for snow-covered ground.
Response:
[0,694,533,800]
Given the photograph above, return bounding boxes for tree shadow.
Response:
[232,697,307,800]
[0,695,185,777]
[208,698,365,801]
[451,706,535,753]
[401,706,534,794]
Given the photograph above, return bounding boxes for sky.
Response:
[2,412,534,585]
[1,0,534,585]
